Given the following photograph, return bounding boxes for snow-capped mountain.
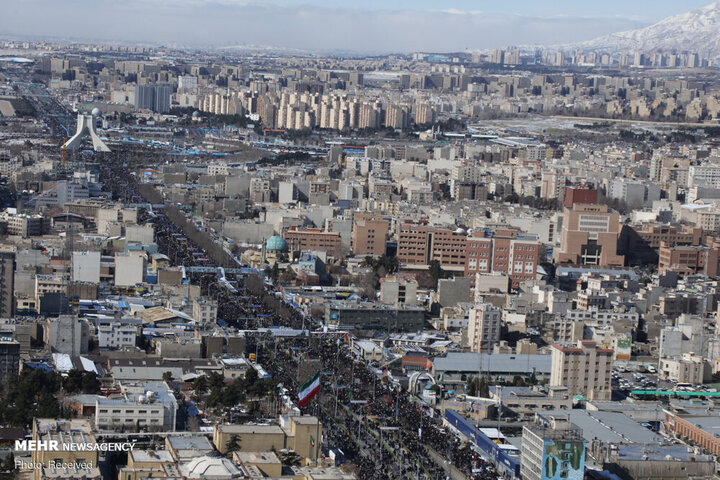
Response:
[578,1,720,56]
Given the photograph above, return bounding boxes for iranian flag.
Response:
[298,371,320,407]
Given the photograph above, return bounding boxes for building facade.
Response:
[549,341,613,401]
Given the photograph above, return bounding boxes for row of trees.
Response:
[2,370,60,427]
[503,193,559,211]
[0,369,101,428]
[203,368,275,409]
[465,373,539,397]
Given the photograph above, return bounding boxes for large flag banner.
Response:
[298,371,320,407]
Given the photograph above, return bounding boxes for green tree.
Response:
[279,451,302,466]
[193,376,208,393]
[81,372,101,394]
[208,371,225,389]
[466,377,478,396]
[62,369,83,393]
[245,367,259,386]
[477,376,490,397]
[270,262,280,282]
[428,260,444,288]
[162,371,174,383]
[0,370,63,427]
[225,434,241,458]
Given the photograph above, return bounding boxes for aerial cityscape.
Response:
[5,1,720,480]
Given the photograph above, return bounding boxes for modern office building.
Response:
[95,381,177,432]
[134,84,172,113]
[555,204,624,266]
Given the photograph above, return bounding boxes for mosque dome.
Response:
[266,235,289,253]
[91,107,102,117]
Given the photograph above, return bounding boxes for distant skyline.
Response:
[0,0,715,54]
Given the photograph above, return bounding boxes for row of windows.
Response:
[98,409,160,414]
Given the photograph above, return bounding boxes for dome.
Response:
[192,110,201,118]
[180,455,243,478]
[266,235,289,253]
[91,107,102,117]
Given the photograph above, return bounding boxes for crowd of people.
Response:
[101,160,500,479]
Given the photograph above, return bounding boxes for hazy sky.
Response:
[0,0,715,53]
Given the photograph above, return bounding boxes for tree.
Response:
[477,376,490,397]
[428,260,444,288]
[81,372,101,394]
[1,452,16,472]
[162,371,174,383]
[0,369,63,427]
[208,371,225,389]
[466,377,478,396]
[225,434,241,458]
[270,262,280,282]
[279,451,302,466]
[62,369,84,393]
[193,376,208,394]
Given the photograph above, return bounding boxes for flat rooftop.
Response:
[539,410,663,444]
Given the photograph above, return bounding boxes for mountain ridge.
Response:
[578,1,720,56]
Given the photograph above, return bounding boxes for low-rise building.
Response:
[95,381,177,432]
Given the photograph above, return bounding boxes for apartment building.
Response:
[467,303,501,352]
[658,241,720,277]
[352,214,389,256]
[550,341,613,401]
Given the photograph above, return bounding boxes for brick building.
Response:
[352,214,389,256]
[283,227,343,256]
[396,221,467,271]
[465,229,539,289]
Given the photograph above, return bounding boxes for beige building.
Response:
[379,275,418,306]
[550,341,613,401]
[555,204,624,266]
[467,303,501,352]
[30,419,100,480]
[192,297,218,325]
[660,353,706,384]
[214,415,321,462]
[352,214,389,256]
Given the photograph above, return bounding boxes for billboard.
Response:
[615,333,632,361]
[541,440,585,480]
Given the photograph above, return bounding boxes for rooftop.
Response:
[538,410,663,444]
[432,352,552,374]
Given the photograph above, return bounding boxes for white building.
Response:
[95,381,177,432]
[98,323,138,349]
[72,251,101,283]
[114,253,146,287]
[47,315,89,356]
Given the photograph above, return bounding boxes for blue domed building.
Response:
[265,235,289,254]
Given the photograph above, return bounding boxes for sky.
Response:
[0,0,715,54]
